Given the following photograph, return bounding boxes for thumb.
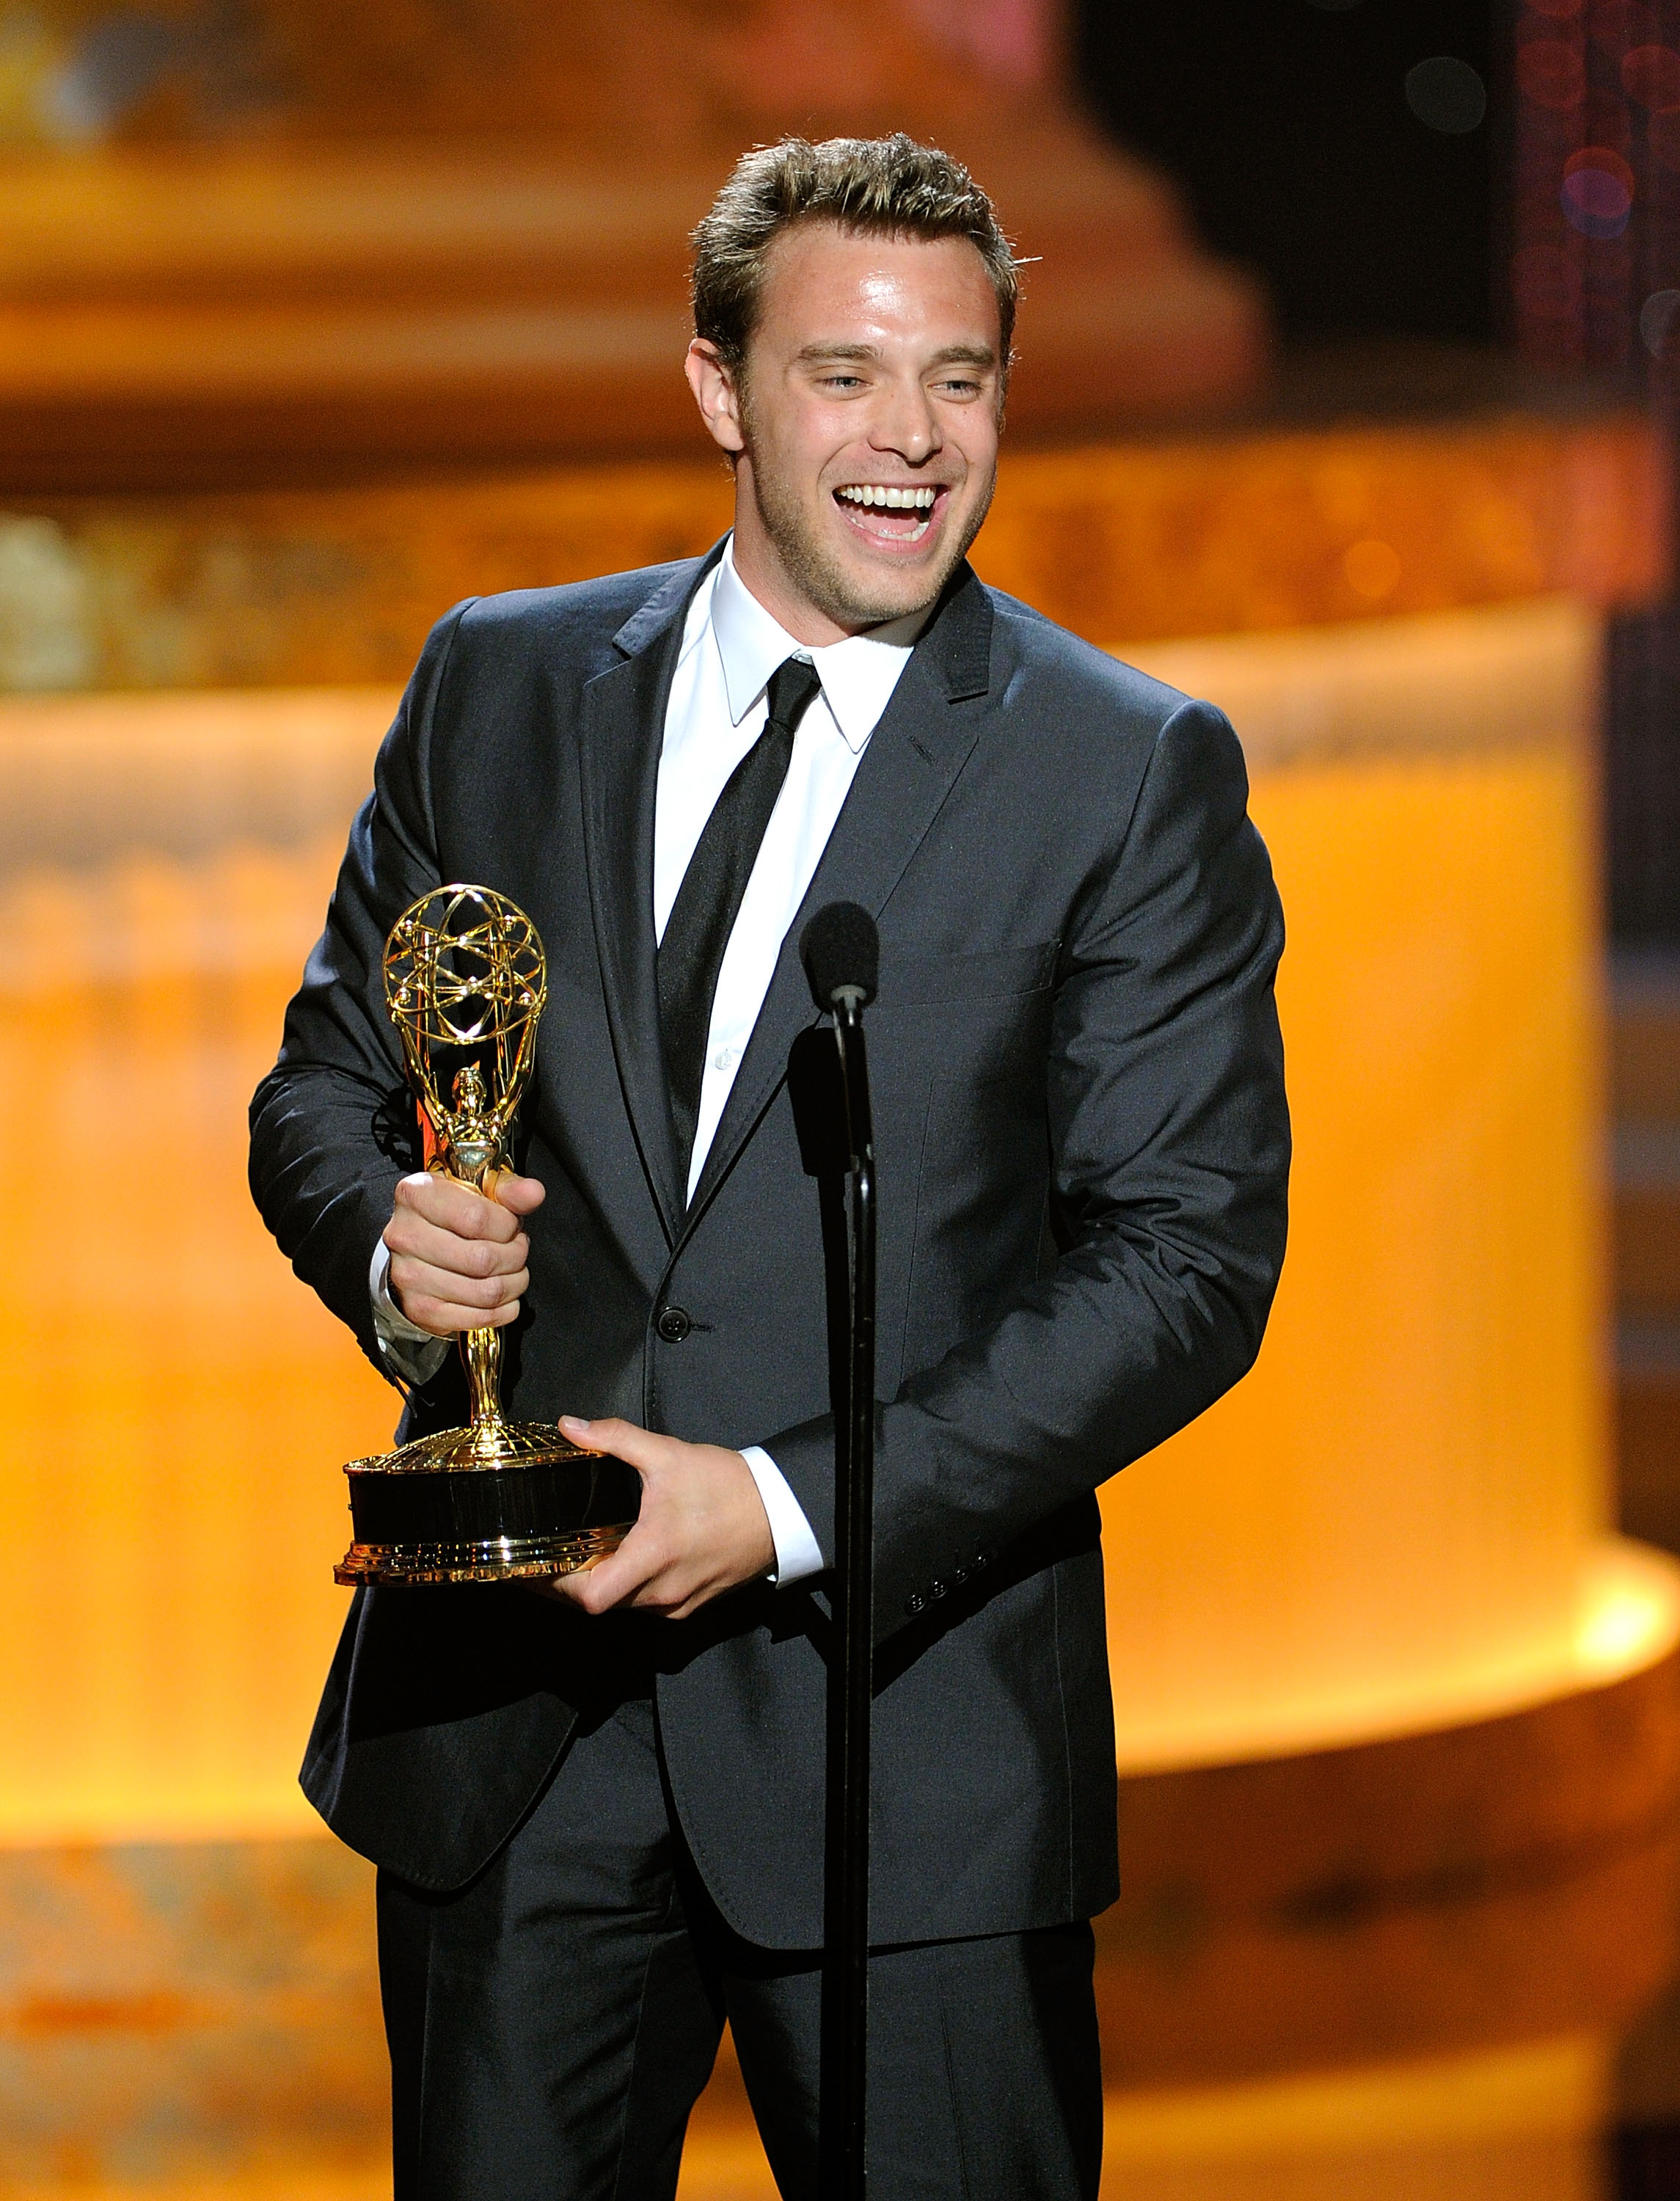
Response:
[489,1171,547,1216]
[561,1415,664,1475]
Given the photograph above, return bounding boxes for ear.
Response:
[685,339,746,456]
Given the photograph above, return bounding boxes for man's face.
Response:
[688,223,1005,639]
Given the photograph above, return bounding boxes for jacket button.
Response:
[906,1591,927,1616]
[930,1578,947,1601]
[655,1304,692,1344]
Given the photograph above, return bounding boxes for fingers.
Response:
[387,1206,528,1279]
[392,1170,525,1241]
[559,1415,666,1470]
[547,1424,775,1621]
[384,1171,541,1337]
[489,1172,547,1216]
[550,1522,665,1615]
[547,1419,667,1610]
[386,1254,528,1335]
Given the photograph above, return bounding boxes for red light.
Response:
[1564,144,1638,190]
[1590,0,1663,54]
[1518,39,1589,106]
[1621,42,1680,107]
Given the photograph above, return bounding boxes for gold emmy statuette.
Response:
[335,884,640,1586]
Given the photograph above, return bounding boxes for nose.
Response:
[869,374,942,464]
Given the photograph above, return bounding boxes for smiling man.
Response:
[251,134,1289,2201]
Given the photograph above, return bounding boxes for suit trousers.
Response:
[376,1688,1104,2200]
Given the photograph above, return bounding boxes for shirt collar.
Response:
[710,537,927,755]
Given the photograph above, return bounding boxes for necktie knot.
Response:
[764,655,824,737]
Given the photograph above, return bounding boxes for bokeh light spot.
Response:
[1622,42,1680,107]
[1343,539,1402,599]
[1565,143,1636,191]
[1404,56,1487,133]
[1640,287,1680,354]
[1517,38,1588,108]
[1561,149,1635,236]
[1590,0,1654,51]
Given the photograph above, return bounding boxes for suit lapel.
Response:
[681,566,995,1232]
[577,548,723,1245]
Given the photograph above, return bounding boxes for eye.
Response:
[819,373,866,390]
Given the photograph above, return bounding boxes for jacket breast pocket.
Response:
[879,938,1060,1012]
[874,938,1059,1090]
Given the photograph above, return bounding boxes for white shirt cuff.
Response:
[740,1445,824,1588]
[369,1236,451,1386]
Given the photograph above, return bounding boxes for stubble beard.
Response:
[739,400,996,634]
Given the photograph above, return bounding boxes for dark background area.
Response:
[1076,0,1680,950]
[1074,0,1497,343]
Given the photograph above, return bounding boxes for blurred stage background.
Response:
[2,1,1680,2196]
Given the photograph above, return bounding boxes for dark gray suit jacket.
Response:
[249,543,1288,1949]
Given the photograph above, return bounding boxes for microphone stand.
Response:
[789,982,876,2201]
[830,986,874,2201]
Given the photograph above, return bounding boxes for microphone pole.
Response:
[790,901,879,2201]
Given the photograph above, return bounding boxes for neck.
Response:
[726,508,858,647]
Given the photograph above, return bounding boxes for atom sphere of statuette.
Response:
[383,884,547,1051]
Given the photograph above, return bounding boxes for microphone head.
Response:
[800,901,879,1011]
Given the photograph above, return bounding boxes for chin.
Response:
[820,534,956,622]
[835,566,933,620]
[757,489,963,633]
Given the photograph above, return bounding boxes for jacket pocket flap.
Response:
[880,938,1059,1007]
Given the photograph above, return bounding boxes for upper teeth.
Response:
[838,486,938,508]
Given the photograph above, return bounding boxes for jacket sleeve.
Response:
[763,696,1290,1637]
[247,602,473,1372]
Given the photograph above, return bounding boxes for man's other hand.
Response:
[383,1169,545,1337]
[544,1417,776,1619]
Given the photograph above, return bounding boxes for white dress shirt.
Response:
[371,539,924,1585]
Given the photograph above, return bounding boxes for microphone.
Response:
[800,902,878,1015]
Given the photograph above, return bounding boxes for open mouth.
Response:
[833,482,946,547]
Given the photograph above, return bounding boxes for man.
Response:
[251,132,1288,2200]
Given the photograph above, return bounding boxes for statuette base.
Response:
[335,1523,628,1586]
[338,1420,640,1585]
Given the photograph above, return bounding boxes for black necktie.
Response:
[660,654,825,1182]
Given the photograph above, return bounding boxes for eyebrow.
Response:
[794,340,998,369]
